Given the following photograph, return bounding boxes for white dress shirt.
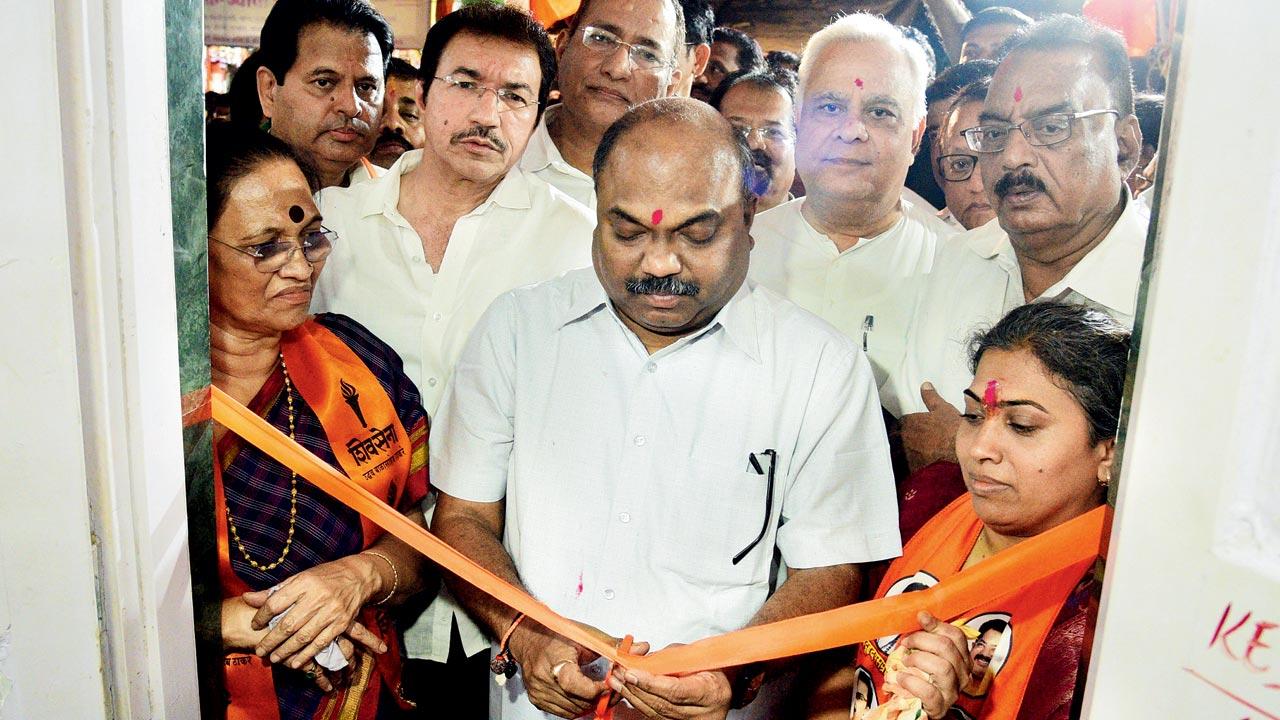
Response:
[518,106,597,209]
[432,268,901,720]
[312,149,595,662]
[882,194,1150,417]
[748,194,958,388]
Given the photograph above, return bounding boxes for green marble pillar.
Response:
[166,0,220,715]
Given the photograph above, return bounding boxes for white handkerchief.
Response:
[265,586,349,672]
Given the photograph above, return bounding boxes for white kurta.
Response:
[882,194,1150,417]
[748,194,958,388]
[518,107,597,209]
[312,149,595,662]
[432,268,902,720]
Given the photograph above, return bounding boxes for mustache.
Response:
[321,116,372,135]
[450,125,508,152]
[374,130,412,151]
[994,170,1048,198]
[749,148,774,197]
[625,275,700,297]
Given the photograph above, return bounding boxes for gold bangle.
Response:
[360,550,398,605]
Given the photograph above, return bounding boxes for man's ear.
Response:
[910,115,927,155]
[1115,113,1143,176]
[257,65,280,120]
[691,43,711,78]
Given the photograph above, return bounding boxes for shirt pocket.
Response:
[651,455,775,588]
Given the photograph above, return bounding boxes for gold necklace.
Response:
[226,352,299,572]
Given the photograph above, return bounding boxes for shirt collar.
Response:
[520,106,591,181]
[555,269,762,363]
[1039,193,1148,314]
[357,149,533,218]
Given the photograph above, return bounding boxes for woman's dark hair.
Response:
[206,123,313,230]
[969,302,1131,445]
[419,3,558,123]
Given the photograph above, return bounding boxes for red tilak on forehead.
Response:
[854,78,864,89]
[984,379,1000,411]
[1014,86,1023,102]
[651,209,663,226]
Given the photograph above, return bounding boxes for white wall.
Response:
[0,0,197,718]
[1083,1,1280,716]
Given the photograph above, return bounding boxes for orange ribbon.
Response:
[210,386,1108,675]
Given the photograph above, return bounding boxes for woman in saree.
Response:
[208,123,431,720]
[810,301,1130,720]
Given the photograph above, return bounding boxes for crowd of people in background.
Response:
[204,0,1163,718]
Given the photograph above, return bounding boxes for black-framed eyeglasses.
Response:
[963,109,1120,153]
[210,228,336,273]
[935,153,979,182]
[433,74,538,113]
[581,25,674,72]
[733,449,777,565]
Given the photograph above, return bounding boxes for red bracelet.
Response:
[490,612,526,685]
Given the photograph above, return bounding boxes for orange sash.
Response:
[215,320,412,720]
[854,495,1095,720]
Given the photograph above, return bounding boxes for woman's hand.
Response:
[241,554,388,670]
[221,597,269,652]
[891,612,971,719]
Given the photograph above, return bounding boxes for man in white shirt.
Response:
[712,70,797,213]
[432,100,900,720]
[885,16,1147,471]
[255,0,392,188]
[311,6,594,714]
[749,13,957,387]
[519,0,687,208]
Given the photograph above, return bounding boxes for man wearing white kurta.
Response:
[884,16,1149,472]
[310,8,595,713]
[432,100,900,720]
[748,14,956,388]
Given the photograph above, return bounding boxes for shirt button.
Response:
[618,512,631,523]
[645,363,656,373]
[427,377,438,387]
[603,589,615,600]
[414,256,424,263]
[432,312,442,321]
[633,435,646,447]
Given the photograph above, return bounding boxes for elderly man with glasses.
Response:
[309,6,596,714]
[883,16,1148,476]
[518,0,687,208]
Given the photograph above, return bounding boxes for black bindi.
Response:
[288,205,305,223]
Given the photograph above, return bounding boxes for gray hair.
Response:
[798,12,931,123]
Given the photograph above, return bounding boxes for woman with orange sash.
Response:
[809,302,1130,720]
[208,124,431,720]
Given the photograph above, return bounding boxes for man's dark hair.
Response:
[713,27,765,73]
[1134,93,1164,150]
[419,3,557,123]
[594,99,754,207]
[977,618,1009,636]
[899,25,937,83]
[385,56,419,83]
[709,68,795,109]
[962,6,1033,42]
[1000,14,1136,115]
[206,123,315,230]
[926,59,998,109]
[228,51,267,129]
[258,0,394,84]
[679,0,715,48]
[568,0,687,51]
[951,75,992,111]
[969,302,1131,445]
[765,49,799,75]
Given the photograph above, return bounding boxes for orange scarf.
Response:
[854,495,1097,719]
[215,319,412,720]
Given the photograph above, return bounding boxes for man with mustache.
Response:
[748,13,957,387]
[310,7,596,713]
[691,27,764,104]
[255,0,391,188]
[934,78,997,230]
[431,99,899,720]
[884,17,1147,473]
[367,57,426,169]
[519,0,687,208]
[711,69,796,213]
